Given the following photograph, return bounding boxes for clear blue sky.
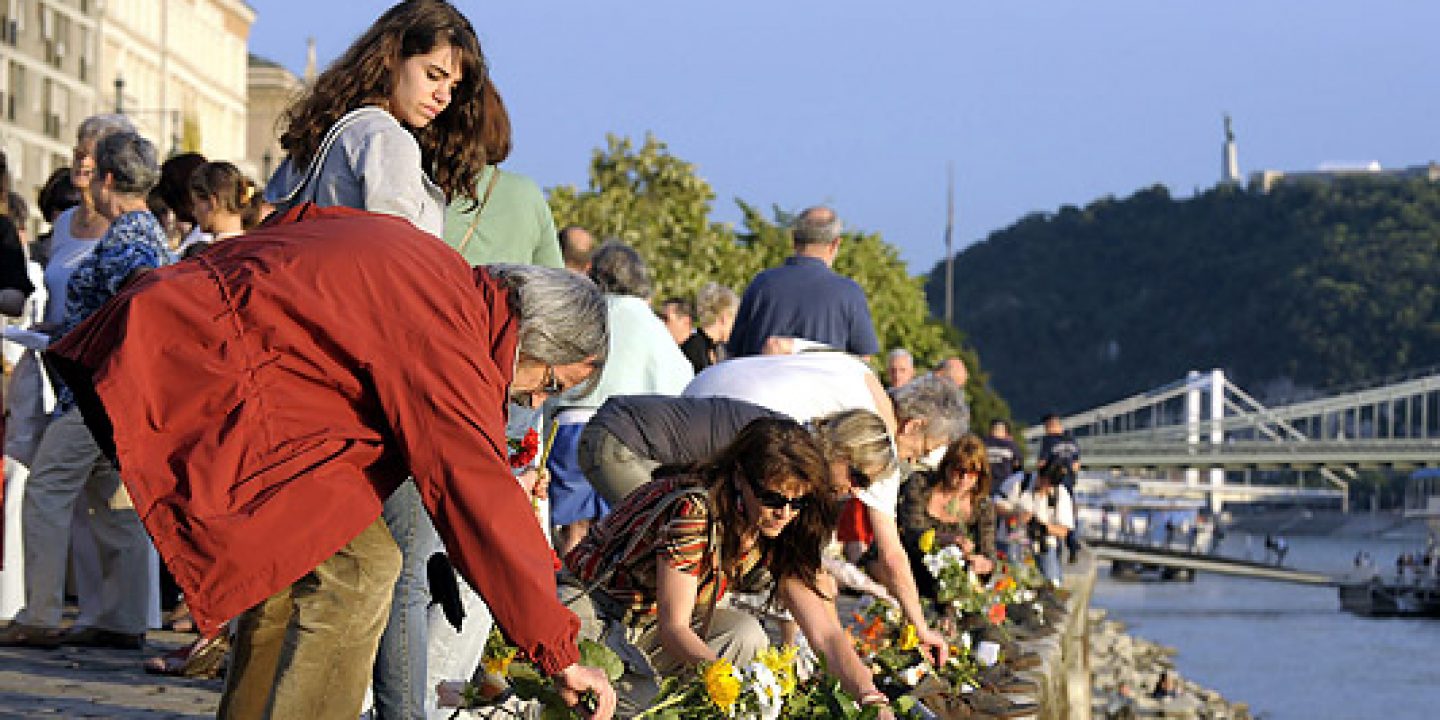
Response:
[246,1,1439,274]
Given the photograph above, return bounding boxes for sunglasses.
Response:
[748,478,811,512]
[848,466,873,490]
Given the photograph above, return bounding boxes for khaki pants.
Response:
[576,425,660,507]
[17,408,149,633]
[218,517,402,720]
[560,580,768,715]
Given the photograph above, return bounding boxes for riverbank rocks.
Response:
[1088,610,1250,720]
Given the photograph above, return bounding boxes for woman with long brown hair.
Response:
[898,433,999,601]
[262,0,489,237]
[564,417,896,717]
[258,3,500,718]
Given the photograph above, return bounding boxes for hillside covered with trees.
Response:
[929,179,1440,422]
[548,134,1013,430]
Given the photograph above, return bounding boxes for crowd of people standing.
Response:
[0,2,1089,719]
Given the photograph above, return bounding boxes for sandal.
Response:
[165,602,195,633]
[143,634,229,679]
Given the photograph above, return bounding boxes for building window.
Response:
[1,0,20,46]
[79,27,91,82]
[7,61,23,122]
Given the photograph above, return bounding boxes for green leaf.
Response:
[579,639,625,682]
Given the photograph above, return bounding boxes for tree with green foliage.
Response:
[548,134,1014,433]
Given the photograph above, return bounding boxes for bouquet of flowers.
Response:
[441,628,623,719]
[917,529,987,617]
[508,427,540,469]
[635,645,899,720]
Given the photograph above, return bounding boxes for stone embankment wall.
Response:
[1036,554,1252,719]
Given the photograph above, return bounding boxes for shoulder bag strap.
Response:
[454,167,503,257]
[278,108,373,207]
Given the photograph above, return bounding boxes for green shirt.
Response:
[442,166,563,268]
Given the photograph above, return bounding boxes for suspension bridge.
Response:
[1024,367,1440,512]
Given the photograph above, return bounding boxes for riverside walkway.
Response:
[0,629,218,718]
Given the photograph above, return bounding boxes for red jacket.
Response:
[47,205,579,674]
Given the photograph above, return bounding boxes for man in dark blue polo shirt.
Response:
[727,206,880,357]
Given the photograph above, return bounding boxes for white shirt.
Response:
[683,351,903,515]
[684,351,877,421]
[1019,484,1075,530]
[42,208,102,325]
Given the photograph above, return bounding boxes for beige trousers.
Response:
[218,517,402,720]
[560,581,769,715]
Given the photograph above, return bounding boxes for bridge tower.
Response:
[1185,370,1228,512]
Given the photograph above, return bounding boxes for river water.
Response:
[1091,533,1440,719]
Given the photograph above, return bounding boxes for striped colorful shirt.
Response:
[565,475,762,624]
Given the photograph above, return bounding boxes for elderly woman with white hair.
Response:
[678,281,738,374]
[0,129,170,650]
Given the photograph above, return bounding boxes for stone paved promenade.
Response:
[0,630,219,718]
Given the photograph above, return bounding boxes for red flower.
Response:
[509,428,540,469]
[987,603,1007,625]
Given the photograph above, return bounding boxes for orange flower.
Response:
[987,603,1007,625]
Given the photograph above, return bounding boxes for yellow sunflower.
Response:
[899,624,920,651]
[702,658,742,709]
[757,645,799,696]
[918,528,937,554]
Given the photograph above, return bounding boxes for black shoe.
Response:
[0,623,62,649]
[60,627,145,650]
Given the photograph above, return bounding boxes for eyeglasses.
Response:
[539,365,564,395]
[748,478,811,512]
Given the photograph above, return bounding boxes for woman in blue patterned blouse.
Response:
[0,130,169,651]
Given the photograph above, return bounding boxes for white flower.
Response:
[959,631,973,650]
[923,552,945,577]
[1019,589,1036,602]
[745,662,784,720]
[900,664,927,687]
[938,545,967,568]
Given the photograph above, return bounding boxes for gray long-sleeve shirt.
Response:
[264,106,446,237]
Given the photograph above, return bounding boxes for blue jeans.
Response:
[1037,544,1064,585]
[372,481,439,719]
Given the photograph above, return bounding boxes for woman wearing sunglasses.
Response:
[563,417,895,717]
